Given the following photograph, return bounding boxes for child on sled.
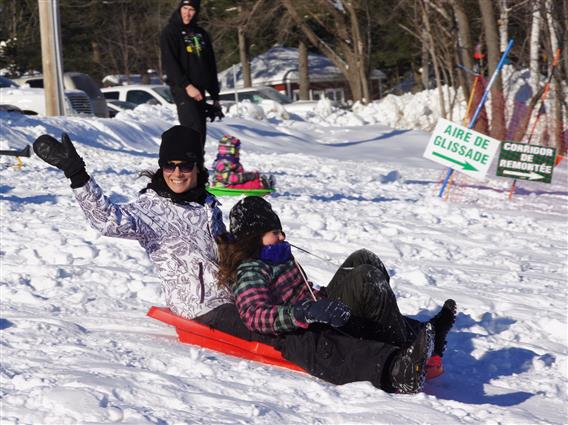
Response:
[217,196,457,393]
[211,135,274,190]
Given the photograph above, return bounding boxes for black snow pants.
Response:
[325,249,422,347]
[195,303,397,388]
[172,87,207,149]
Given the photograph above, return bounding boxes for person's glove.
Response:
[33,133,89,187]
[293,299,351,328]
[203,101,225,122]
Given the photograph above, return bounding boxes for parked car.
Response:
[106,99,138,118]
[0,103,24,114]
[14,72,109,118]
[0,75,93,116]
[214,86,320,114]
[101,84,175,109]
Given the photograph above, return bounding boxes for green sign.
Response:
[423,118,501,180]
[496,141,556,183]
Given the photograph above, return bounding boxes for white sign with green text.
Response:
[423,118,501,180]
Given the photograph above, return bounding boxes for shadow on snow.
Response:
[424,311,545,406]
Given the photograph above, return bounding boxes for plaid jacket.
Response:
[233,258,320,335]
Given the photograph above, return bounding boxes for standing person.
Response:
[160,0,222,150]
[217,196,458,393]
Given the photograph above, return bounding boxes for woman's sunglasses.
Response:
[162,162,196,173]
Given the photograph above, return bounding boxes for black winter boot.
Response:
[385,323,433,394]
[429,299,457,357]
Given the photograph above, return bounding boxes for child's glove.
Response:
[293,299,351,328]
[33,133,89,188]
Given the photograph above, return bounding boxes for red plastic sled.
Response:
[147,306,443,380]
[147,306,304,372]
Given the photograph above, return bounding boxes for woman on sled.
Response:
[217,196,457,393]
[33,127,454,393]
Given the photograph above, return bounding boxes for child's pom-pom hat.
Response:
[229,196,282,240]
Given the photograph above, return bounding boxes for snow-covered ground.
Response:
[1,96,567,424]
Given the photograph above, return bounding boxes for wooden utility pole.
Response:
[38,0,65,116]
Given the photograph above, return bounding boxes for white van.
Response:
[15,72,109,118]
[0,76,93,117]
[101,84,175,109]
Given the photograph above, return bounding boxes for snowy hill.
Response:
[0,101,567,424]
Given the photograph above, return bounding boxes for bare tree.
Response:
[529,0,542,92]
[564,0,568,85]
[418,0,447,118]
[498,0,510,52]
[478,0,507,139]
[281,0,373,103]
[543,0,563,152]
[298,40,310,100]
[238,24,252,87]
[449,0,474,98]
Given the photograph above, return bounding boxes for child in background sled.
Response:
[211,135,274,190]
[217,196,457,393]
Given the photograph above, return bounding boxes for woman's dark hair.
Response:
[216,232,263,289]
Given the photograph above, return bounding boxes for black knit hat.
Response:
[159,125,203,167]
[179,0,200,11]
[230,196,282,240]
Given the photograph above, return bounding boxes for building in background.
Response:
[217,47,386,103]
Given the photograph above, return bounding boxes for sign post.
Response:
[38,0,65,116]
[423,118,501,180]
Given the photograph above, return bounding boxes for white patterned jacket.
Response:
[73,178,232,319]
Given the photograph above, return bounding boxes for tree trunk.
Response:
[421,28,429,90]
[238,26,252,88]
[421,0,447,119]
[345,1,370,102]
[449,0,474,100]
[280,0,370,103]
[298,40,309,100]
[498,0,509,52]
[529,1,542,92]
[544,0,561,150]
[563,0,568,85]
[479,0,506,139]
[91,41,101,68]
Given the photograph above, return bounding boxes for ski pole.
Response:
[0,145,31,170]
[456,64,481,77]
[438,39,514,198]
[289,243,342,267]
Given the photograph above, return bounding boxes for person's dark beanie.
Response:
[159,125,203,167]
[179,0,200,11]
[230,196,282,240]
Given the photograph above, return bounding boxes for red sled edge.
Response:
[147,306,305,372]
[147,306,444,380]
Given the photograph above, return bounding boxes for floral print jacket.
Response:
[73,178,232,319]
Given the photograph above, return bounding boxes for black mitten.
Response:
[33,133,89,188]
[204,101,225,122]
[293,299,351,328]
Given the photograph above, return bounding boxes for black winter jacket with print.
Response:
[160,10,220,101]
